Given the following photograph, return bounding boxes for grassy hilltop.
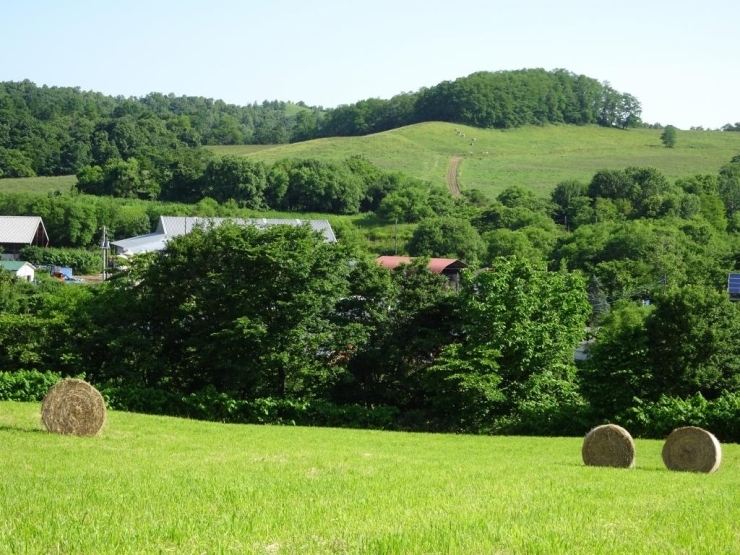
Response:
[2,400,739,554]
[210,122,740,198]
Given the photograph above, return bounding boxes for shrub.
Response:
[20,246,101,275]
[623,392,740,443]
[0,370,62,402]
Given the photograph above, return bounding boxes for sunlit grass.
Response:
[213,123,740,198]
[1,401,739,554]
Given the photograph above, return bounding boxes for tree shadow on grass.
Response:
[0,424,46,434]
[557,462,666,472]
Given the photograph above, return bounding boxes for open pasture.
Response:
[212,123,740,198]
[1,401,739,554]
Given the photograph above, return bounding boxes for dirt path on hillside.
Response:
[447,156,462,196]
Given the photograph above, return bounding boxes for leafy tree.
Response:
[407,217,485,264]
[482,227,554,266]
[584,287,740,419]
[96,223,355,398]
[427,259,589,429]
[202,156,267,208]
[277,159,364,214]
[660,125,678,148]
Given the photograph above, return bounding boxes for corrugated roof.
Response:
[0,216,48,245]
[113,216,337,254]
[158,216,336,242]
[376,256,468,274]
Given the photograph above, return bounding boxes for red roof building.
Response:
[376,256,468,289]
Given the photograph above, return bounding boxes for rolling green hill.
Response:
[209,122,740,198]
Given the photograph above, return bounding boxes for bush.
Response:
[622,392,740,443]
[100,383,401,430]
[0,370,62,402]
[99,384,183,415]
[20,246,102,275]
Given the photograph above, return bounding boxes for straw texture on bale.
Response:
[662,426,722,473]
[41,379,106,436]
[582,424,636,468]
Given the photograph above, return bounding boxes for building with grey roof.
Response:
[0,216,49,260]
[111,216,337,255]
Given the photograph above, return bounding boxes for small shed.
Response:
[0,260,36,282]
[0,216,49,260]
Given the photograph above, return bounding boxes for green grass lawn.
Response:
[1,401,738,554]
[210,123,740,198]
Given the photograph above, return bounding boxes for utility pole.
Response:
[100,226,110,280]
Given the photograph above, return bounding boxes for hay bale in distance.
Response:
[582,424,636,468]
[41,379,106,436]
[662,426,721,473]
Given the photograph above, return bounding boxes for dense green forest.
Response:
[1,69,648,182]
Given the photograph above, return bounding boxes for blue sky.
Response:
[2,0,738,129]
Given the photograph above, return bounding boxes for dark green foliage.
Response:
[101,383,401,429]
[376,182,453,223]
[0,81,310,180]
[0,370,62,401]
[583,287,740,419]
[412,69,640,131]
[202,156,267,208]
[273,158,364,214]
[621,391,740,442]
[20,246,101,274]
[406,217,485,264]
[97,223,355,398]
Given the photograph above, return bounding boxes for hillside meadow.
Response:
[1,401,739,554]
[209,123,740,198]
[3,124,739,201]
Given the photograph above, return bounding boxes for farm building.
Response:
[110,216,337,255]
[0,216,49,260]
[376,256,468,289]
[0,260,36,282]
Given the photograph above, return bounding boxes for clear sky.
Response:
[2,0,738,130]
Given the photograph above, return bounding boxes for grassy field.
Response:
[1,401,739,554]
[209,123,740,198]
[0,174,76,195]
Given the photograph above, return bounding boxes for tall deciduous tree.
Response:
[426,259,589,428]
[105,222,354,399]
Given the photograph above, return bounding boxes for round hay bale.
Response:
[41,379,106,436]
[662,426,721,473]
[582,424,635,468]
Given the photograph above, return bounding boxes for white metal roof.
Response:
[0,216,49,245]
[112,216,337,254]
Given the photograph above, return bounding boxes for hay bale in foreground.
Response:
[662,426,721,473]
[582,424,635,468]
[41,379,106,436]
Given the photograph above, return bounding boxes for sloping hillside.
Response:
[209,122,740,198]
